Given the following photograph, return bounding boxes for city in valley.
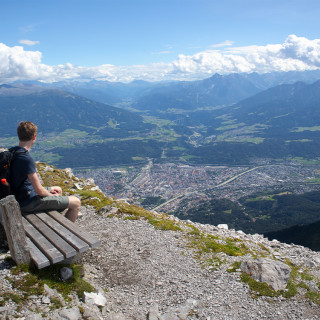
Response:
[75,159,320,215]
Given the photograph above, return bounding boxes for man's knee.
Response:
[68,196,81,210]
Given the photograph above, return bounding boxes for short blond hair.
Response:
[17,121,38,141]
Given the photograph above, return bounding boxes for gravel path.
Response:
[0,205,320,319]
[78,210,320,320]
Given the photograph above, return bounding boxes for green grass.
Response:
[34,264,95,299]
[187,233,250,258]
[245,194,276,202]
[241,273,279,298]
[180,155,200,161]
[173,146,187,151]
[9,264,95,300]
[147,217,182,231]
[306,291,320,305]
[281,280,298,298]
[77,189,114,210]
[107,118,119,129]
[216,123,246,131]
[297,282,310,290]
[1,263,95,312]
[292,126,320,132]
[300,272,313,281]
[142,116,174,127]
[187,225,201,236]
[227,261,242,273]
[306,178,320,184]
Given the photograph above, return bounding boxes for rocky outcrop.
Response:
[240,258,291,291]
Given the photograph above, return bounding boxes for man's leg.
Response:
[65,196,81,222]
[21,194,80,222]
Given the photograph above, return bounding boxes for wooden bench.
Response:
[0,195,100,269]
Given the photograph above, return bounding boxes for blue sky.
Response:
[1,0,320,82]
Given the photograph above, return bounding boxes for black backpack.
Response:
[0,148,27,200]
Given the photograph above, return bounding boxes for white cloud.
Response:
[1,35,320,83]
[210,40,234,48]
[20,23,39,34]
[19,39,40,46]
[152,50,172,55]
[0,43,51,82]
[171,35,320,77]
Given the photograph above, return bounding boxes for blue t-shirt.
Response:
[10,146,38,206]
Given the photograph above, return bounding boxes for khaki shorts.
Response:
[20,189,69,214]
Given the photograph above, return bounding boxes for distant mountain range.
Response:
[1,70,320,166]
[6,69,320,111]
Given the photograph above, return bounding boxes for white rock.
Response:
[90,186,101,192]
[64,168,74,178]
[42,165,54,172]
[74,182,83,190]
[148,303,164,320]
[42,296,51,304]
[241,258,291,291]
[83,291,107,307]
[84,178,95,185]
[217,224,228,230]
[25,313,43,320]
[53,306,82,320]
[106,311,126,320]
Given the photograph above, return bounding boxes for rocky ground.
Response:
[1,162,320,319]
[1,203,320,319]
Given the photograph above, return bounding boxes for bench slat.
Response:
[26,237,50,269]
[24,214,77,259]
[47,211,100,248]
[22,218,64,264]
[36,212,89,253]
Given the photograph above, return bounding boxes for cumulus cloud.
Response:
[0,43,52,82]
[1,35,320,83]
[19,39,40,46]
[172,35,320,77]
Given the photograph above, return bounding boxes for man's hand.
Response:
[50,186,62,196]
[28,173,61,197]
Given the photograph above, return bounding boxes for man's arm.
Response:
[28,172,58,197]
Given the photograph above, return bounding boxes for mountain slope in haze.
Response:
[183,79,320,165]
[0,87,169,167]
[265,219,320,251]
[131,73,261,111]
[203,79,320,140]
[0,88,153,137]
[231,80,320,128]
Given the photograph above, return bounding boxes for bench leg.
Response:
[0,196,30,265]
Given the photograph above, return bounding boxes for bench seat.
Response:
[0,195,100,269]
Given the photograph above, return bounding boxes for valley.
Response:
[75,159,320,233]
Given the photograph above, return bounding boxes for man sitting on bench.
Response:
[10,121,80,222]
